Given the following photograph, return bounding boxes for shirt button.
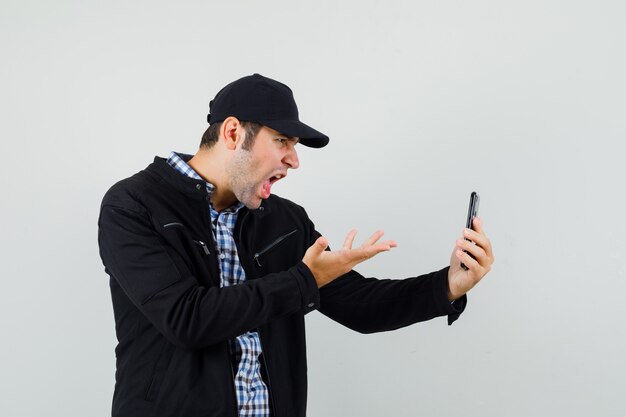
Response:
[220,253,226,259]
[195,184,201,190]
[307,302,315,308]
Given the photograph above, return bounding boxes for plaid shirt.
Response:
[167,152,271,417]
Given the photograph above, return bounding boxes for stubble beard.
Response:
[227,147,262,209]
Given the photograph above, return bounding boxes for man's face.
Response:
[226,125,300,209]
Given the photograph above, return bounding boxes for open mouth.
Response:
[269,173,285,185]
[261,173,287,199]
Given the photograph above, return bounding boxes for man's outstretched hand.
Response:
[303,230,397,288]
[448,217,495,301]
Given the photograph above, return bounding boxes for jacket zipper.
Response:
[253,229,298,267]
[237,210,250,247]
[235,209,278,415]
[193,239,210,255]
[162,222,210,256]
[258,328,277,417]
[163,222,184,228]
[229,350,239,417]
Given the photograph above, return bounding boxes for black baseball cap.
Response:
[207,74,329,148]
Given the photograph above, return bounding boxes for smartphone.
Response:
[461,192,480,270]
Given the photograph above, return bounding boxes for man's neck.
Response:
[188,149,237,211]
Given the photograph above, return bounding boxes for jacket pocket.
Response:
[163,221,210,256]
[144,341,175,402]
[253,229,298,267]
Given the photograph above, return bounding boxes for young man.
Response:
[98,73,494,417]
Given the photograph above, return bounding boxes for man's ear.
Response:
[220,117,242,150]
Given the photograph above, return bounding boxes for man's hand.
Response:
[448,217,495,301]
[303,230,397,288]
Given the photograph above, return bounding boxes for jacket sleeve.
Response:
[303,215,466,332]
[318,267,466,333]
[98,203,320,349]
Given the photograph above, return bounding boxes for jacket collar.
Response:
[147,157,208,201]
[145,156,273,218]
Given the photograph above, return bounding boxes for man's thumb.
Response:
[303,236,328,266]
[315,236,329,250]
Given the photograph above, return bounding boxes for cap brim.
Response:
[259,119,329,148]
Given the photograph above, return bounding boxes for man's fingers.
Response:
[457,236,494,276]
[457,238,487,266]
[342,229,357,250]
[370,240,398,256]
[463,218,487,243]
[464,219,494,261]
[377,239,398,250]
[304,230,397,287]
[455,249,483,276]
[349,239,397,264]
[341,229,395,251]
[361,229,385,248]
[471,216,484,234]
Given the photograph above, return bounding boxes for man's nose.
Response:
[284,146,300,169]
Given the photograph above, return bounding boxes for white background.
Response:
[1,1,625,416]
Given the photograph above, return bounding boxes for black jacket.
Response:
[97,156,466,417]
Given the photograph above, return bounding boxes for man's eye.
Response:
[275,137,298,147]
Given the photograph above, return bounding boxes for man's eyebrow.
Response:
[276,135,300,143]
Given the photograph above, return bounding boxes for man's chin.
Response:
[241,196,263,210]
